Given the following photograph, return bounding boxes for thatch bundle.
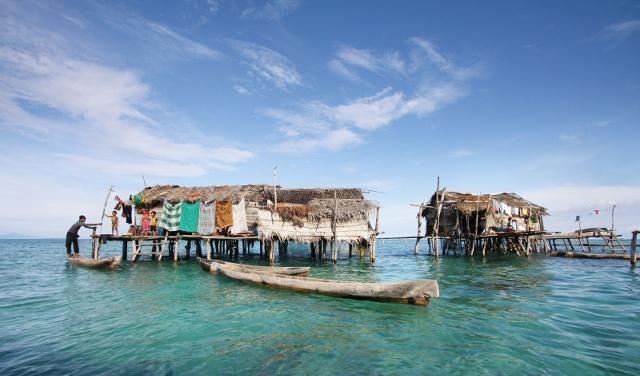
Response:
[308,199,376,222]
[423,191,548,216]
[138,184,271,206]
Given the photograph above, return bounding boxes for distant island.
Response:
[0,233,42,239]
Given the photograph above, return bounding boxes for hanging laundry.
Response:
[522,207,529,216]
[122,204,133,224]
[198,201,216,235]
[179,201,200,233]
[511,207,519,216]
[216,201,233,230]
[230,198,248,234]
[159,201,181,232]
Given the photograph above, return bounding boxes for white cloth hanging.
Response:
[198,201,215,235]
[230,198,248,234]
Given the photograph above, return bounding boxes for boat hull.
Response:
[68,256,121,270]
[197,257,310,276]
[212,261,439,306]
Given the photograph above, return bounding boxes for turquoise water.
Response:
[1,239,639,375]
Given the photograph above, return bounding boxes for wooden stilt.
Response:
[371,206,380,262]
[414,205,423,255]
[122,240,128,261]
[631,231,638,265]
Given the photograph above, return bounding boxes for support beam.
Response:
[414,205,423,255]
[371,206,380,262]
[122,240,128,261]
[631,231,638,266]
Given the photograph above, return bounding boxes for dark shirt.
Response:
[67,221,92,236]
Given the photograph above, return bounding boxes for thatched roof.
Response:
[424,191,548,216]
[136,184,375,224]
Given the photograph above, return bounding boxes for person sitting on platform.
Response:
[104,210,119,235]
[127,225,137,236]
[65,215,98,258]
[506,217,514,232]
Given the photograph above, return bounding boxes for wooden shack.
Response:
[416,190,548,256]
[124,184,379,262]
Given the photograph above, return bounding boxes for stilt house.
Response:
[135,184,378,258]
[421,191,548,237]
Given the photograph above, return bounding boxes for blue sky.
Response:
[1,0,639,237]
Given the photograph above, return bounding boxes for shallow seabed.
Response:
[1,239,639,375]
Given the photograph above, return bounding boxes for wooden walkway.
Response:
[544,228,627,254]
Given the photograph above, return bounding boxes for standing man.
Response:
[66,215,98,258]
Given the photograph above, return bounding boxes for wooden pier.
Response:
[91,234,374,263]
[383,231,548,256]
[545,228,626,257]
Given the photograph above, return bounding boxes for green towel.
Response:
[159,201,181,232]
[179,201,200,233]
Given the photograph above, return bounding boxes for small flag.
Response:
[575,216,580,222]
[594,209,599,215]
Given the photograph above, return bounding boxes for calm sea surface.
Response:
[1,238,639,375]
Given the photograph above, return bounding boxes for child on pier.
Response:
[149,211,158,235]
[141,210,151,235]
[105,210,119,235]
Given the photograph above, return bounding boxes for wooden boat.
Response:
[68,256,121,270]
[550,251,630,260]
[210,260,439,306]
[197,257,310,276]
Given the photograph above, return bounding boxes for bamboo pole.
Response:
[414,205,423,255]
[631,231,638,265]
[371,206,380,262]
[433,186,446,259]
[332,190,338,263]
[98,185,114,234]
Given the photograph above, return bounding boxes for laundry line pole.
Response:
[273,165,278,210]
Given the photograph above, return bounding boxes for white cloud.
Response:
[275,128,362,153]
[602,20,640,41]
[230,40,302,90]
[0,37,252,178]
[328,59,360,81]
[409,37,482,81]
[143,22,222,60]
[263,83,466,151]
[360,179,398,192]
[329,37,482,83]
[523,186,640,213]
[559,134,580,143]
[522,185,640,234]
[333,46,406,76]
[595,120,612,128]
[233,84,251,95]
[449,149,473,158]
[241,0,300,21]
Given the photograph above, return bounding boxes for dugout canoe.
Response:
[68,256,121,270]
[197,257,310,276]
[211,260,439,306]
[550,251,630,260]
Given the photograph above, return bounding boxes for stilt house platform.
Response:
[412,189,549,256]
[92,184,380,263]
